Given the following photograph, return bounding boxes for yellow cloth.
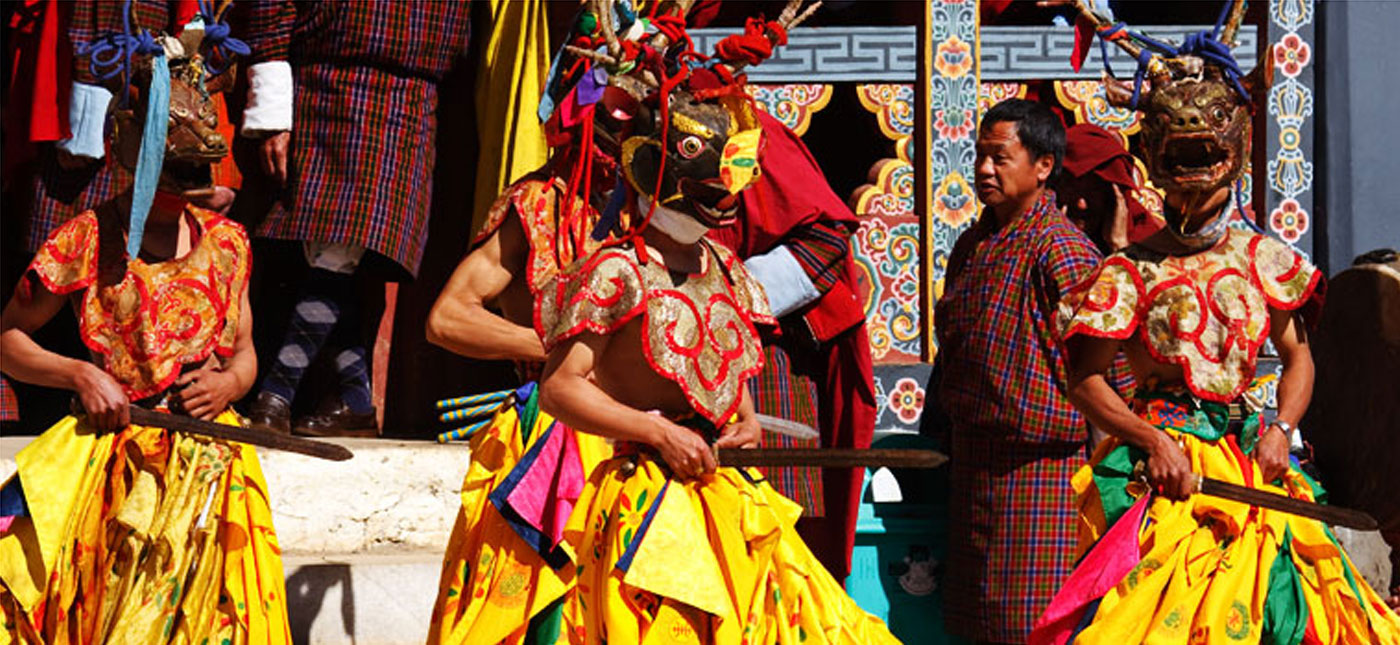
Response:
[564,455,899,644]
[0,411,290,644]
[1070,431,1400,644]
[427,404,612,645]
[471,0,551,237]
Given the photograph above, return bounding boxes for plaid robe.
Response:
[241,1,471,278]
[934,192,1101,643]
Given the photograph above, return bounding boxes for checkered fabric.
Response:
[0,376,17,422]
[27,153,131,252]
[242,1,471,278]
[935,192,1101,443]
[783,219,852,295]
[751,343,824,517]
[742,220,854,519]
[934,191,1102,643]
[944,436,1087,643]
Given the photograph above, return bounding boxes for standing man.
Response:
[707,109,876,581]
[237,1,471,436]
[934,98,1101,644]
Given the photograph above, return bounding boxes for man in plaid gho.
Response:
[934,98,1101,644]
[236,1,470,437]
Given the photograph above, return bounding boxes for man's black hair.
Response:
[981,98,1066,179]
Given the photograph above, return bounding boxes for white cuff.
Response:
[241,61,294,136]
[56,82,113,159]
[744,246,820,318]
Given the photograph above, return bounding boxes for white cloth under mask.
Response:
[638,196,711,245]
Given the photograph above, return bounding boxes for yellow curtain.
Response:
[471,0,552,237]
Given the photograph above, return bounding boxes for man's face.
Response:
[975,120,1052,212]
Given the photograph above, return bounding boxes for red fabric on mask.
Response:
[1061,124,1162,244]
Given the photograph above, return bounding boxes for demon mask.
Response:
[1079,0,1273,239]
[111,28,237,198]
[546,0,812,238]
[620,82,763,229]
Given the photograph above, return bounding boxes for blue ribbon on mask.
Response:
[128,52,170,260]
[197,0,251,76]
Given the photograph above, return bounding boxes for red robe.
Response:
[708,111,876,580]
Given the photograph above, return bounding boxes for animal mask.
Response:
[112,33,236,196]
[1074,0,1273,235]
[549,0,812,232]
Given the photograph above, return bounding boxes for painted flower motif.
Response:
[934,35,973,79]
[1269,199,1309,243]
[887,378,925,424]
[934,107,975,141]
[745,84,834,136]
[1274,33,1311,78]
[933,171,978,227]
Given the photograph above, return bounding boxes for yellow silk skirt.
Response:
[563,454,898,644]
[0,411,290,645]
[428,399,611,645]
[1068,428,1400,645]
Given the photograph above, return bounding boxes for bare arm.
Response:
[1065,335,1195,499]
[175,287,257,420]
[1254,307,1314,481]
[426,218,546,362]
[0,281,130,430]
[539,332,717,478]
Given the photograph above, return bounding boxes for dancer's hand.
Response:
[1104,185,1131,252]
[651,417,717,479]
[260,131,290,184]
[74,364,130,431]
[1255,425,1291,483]
[715,414,760,450]
[1147,434,1195,500]
[173,365,239,420]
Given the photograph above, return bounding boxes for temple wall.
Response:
[1318,1,1400,274]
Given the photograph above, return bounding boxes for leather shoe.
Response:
[294,401,378,438]
[247,391,292,434]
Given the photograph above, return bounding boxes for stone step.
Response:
[257,438,468,556]
[283,551,443,645]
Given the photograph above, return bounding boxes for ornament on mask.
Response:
[1069,0,1273,238]
[539,0,816,251]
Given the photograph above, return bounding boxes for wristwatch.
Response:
[1266,419,1305,453]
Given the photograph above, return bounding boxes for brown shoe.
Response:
[247,391,292,434]
[294,401,379,438]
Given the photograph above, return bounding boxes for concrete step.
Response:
[257,438,468,556]
[283,551,442,645]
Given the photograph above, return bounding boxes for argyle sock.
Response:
[259,268,354,403]
[334,346,373,414]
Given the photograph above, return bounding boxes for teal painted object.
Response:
[845,433,969,644]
